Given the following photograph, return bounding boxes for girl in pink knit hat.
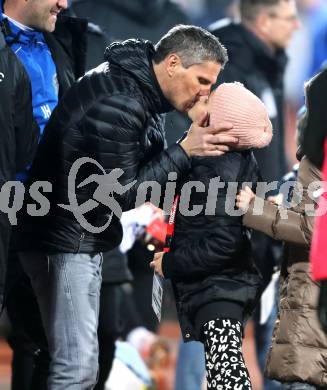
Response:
[150,83,272,390]
[189,81,273,149]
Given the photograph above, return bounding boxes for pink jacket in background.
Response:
[311,138,327,281]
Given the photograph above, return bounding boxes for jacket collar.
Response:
[0,13,45,46]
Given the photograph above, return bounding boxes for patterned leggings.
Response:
[203,318,252,390]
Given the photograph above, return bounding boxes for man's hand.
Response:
[236,186,255,211]
[180,112,238,157]
[150,251,164,277]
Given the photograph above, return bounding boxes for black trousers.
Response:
[5,253,48,390]
[95,283,122,390]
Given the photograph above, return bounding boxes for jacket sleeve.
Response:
[14,69,40,172]
[89,94,191,211]
[243,158,321,246]
[243,198,311,245]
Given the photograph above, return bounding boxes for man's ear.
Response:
[257,12,271,35]
[166,53,182,78]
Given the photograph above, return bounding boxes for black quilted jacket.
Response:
[162,151,263,341]
[17,39,190,254]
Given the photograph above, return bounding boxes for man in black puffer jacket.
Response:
[16,25,236,389]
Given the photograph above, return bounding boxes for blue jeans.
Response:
[282,383,316,389]
[20,251,103,390]
[174,340,205,390]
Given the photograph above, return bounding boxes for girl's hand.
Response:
[236,186,255,211]
[150,252,164,277]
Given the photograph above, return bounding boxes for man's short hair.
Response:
[153,24,228,69]
[240,0,289,22]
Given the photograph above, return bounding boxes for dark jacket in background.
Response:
[162,151,262,341]
[3,16,89,390]
[17,39,190,255]
[71,0,188,50]
[303,67,327,169]
[210,20,288,288]
[210,20,288,182]
[42,13,87,98]
[0,30,39,308]
[71,0,191,146]
[102,248,132,284]
[6,13,87,278]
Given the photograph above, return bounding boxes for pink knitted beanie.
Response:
[209,82,273,149]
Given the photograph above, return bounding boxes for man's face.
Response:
[264,0,300,50]
[24,0,68,32]
[166,59,222,114]
[187,95,210,124]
